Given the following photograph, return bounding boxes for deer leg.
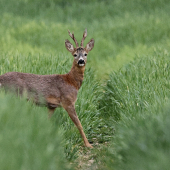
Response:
[64,105,93,148]
[48,108,56,118]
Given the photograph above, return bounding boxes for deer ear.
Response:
[65,39,74,52]
[85,38,94,52]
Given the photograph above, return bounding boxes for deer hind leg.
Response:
[46,96,60,118]
[63,104,93,148]
[48,108,56,118]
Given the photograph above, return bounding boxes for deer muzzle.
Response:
[78,58,85,66]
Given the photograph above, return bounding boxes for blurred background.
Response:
[1,0,170,79]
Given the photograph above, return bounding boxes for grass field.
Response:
[0,0,170,169]
[98,51,170,169]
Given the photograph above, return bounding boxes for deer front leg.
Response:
[64,105,93,148]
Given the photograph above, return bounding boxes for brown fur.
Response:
[0,30,94,148]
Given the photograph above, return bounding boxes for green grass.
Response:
[0,52,105,162]
[1,0,170,169]
[0,91,71,170]
[99,102,170,170]
[100,49,170,120]
[98,50,170,169]
[1,0,170,78]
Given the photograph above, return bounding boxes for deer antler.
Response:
[80,29,87,47]
[68,30,79,48]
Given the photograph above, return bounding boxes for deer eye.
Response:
[73,54,77,57]
[84,54,87,56]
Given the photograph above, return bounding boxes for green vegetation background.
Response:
[0,0,170,169]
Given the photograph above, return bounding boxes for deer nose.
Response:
[78,59,85,65]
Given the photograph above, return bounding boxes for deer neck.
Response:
[67,61,85,90]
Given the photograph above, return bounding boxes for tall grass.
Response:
[99,102,170,170]
[100,49,170,120]
[0,91,71,170]
[98,49,170,169]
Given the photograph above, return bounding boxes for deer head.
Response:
[65,29,94,67]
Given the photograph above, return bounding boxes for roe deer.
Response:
[0,29,94,148]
